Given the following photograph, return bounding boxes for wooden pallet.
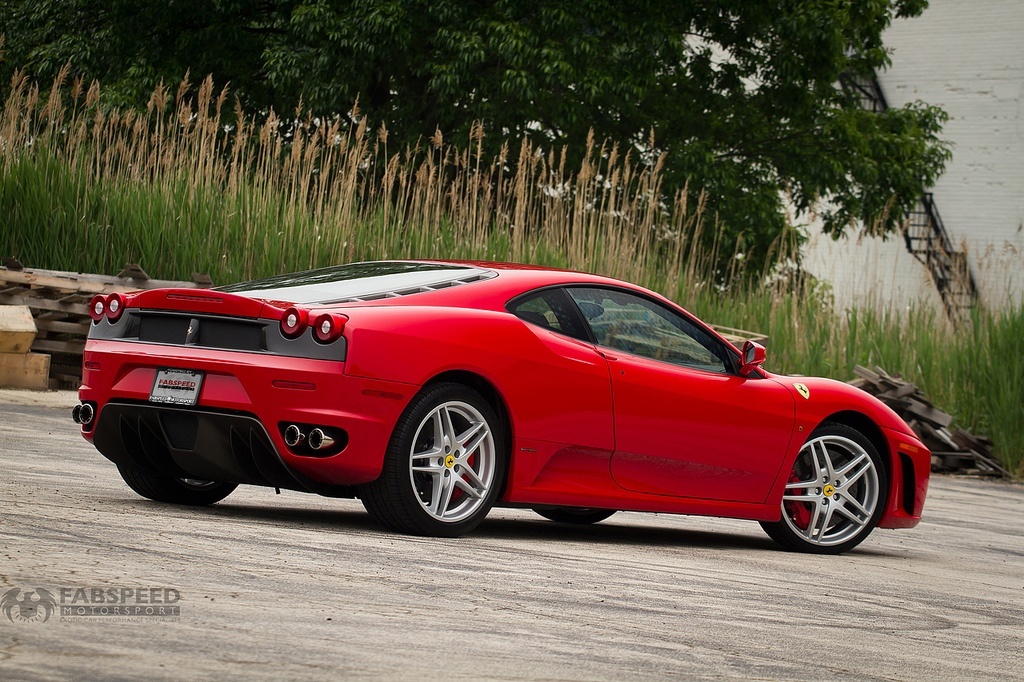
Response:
[848,365,1008,477]
[0,262,212,388]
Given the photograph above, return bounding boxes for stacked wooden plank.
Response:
[0,305,50,389]
[848,365,1008,477]
[0,261,212,389]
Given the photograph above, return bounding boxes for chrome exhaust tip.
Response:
[72,404,82,424]
[308,428,334,451]
[284,424,305,447]
[78,402,95,425]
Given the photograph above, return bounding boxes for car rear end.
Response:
[76,288,411,494]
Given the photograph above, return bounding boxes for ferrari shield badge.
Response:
[794,383,810,400]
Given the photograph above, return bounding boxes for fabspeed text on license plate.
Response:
[150,368,204,406]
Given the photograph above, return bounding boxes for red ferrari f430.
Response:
[75,261,930,553]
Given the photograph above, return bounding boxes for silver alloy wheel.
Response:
[408,400,496,523]
[781,434,881,547]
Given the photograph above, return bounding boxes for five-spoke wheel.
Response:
[408,398,498,523]
[761,423,887,554]
[362,383,505,536]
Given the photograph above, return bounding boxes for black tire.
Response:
[117,464,238,506]
[533,508,617,525]
[760,422,888,554]
[361,382,506,537]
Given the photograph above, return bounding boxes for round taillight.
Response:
[106,293,126,321]
[281,307,309,338]
[313,313,346,344]
[89,295,106,322]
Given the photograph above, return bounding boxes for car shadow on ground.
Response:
[479,515,899,556]
[116,495,786,553]
[138,497,378,530]
[477,515,780,552]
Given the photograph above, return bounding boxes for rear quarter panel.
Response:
[341,305,616,482]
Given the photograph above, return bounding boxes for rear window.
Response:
[508,289,588,340]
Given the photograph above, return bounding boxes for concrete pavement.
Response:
[1,401,1022,680]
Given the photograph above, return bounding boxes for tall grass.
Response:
[1,70,1021,475]
[0,70,716,291]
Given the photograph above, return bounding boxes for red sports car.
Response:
[75,261,930,553]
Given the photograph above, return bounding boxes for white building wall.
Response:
[804,0,1024,311]
[802,230,944,312]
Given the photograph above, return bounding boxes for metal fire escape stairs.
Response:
[839,73,978,324]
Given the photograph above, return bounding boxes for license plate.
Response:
[150,368,204,406]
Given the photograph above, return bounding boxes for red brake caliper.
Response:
[786,472,812,529]
[451,450,477,503]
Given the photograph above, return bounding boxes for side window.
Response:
[567,287,731,373]
[508,289,587,341]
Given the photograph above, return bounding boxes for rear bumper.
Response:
[79,339,417,487]
[90,401,350,495]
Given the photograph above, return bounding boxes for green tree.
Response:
[0,0,949,267]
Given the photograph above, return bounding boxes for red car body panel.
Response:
[78,261,930,531]
[607,358,797,503]
[761,374,931,528]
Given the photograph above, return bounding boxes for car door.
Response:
[505,287,615,450]
[500,286,623,502]
[566,287,796,503]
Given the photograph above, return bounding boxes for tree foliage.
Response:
[0,0,949,264]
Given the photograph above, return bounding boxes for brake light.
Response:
[106,292,127,321]
[89,295,106,322]
[312,313,347,344]
[281,306,309,338]
[90,293,134,323]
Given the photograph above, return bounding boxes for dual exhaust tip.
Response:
[72,402,95,425]
[284,424,334,451]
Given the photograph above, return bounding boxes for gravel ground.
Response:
[1,400,1022,680]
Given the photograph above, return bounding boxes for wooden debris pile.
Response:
[0,259,211,389]
[848,365,1008,477]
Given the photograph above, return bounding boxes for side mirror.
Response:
[739,340,766,377]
